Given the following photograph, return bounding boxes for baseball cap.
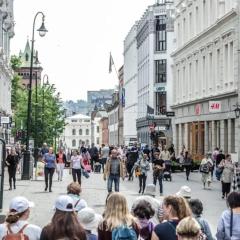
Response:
[54,195,74,212]
[176,186,191,199]
[9,196,34,213]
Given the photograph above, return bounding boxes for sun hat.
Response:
[54,195,74,212]
[144,184,156,197]
[78,207,103,231]
[176,186,191,199]
[9,196,34,213]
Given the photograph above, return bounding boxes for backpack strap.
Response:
[230,209,233,237]
[6,224,28,235]
[6,224,13,234]
[75,199,80,208]
[18,224,28,234]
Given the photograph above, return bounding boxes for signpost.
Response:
[0,138,6,222]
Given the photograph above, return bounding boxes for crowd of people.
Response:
[3,141,240,239]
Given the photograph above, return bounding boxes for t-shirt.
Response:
[154,220,178,240]
[71,155,82,169]
[43,153,56,169]
[102,146,110,159]
[0,220,42,240]
[6,155,19,169]
[57,153,64,164]
[110,158,120,175]
[153,159,164,167]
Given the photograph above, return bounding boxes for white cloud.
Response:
[12,0,152,101]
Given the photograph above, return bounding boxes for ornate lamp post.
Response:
[22,12,48,180]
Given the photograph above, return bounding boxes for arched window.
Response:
[86,139,90,146]
[72,129,76,135]
[79,129,82,135]
[72,139,76,147]
[86,129,89,135]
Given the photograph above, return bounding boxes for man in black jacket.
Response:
[89,143,99,170]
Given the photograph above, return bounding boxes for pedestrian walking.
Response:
[200,153,213,189]
[42,147,56,192]
[132,200,155,240]
[70,150,84,185]
[152,152,165,196]
[5,147,19,190]
[81,147,91,169]
[67,182,87,212]
[216,191,240,239]
[159,145,171,161]
[189,199,214,240]
[104,149,125,193]
[78,207,103,240]
[152,195,191,240]
[143,145,151,160]
[0,196,41,240]
[183,151,193,181]
[216,149,225,167]
[98,192,139,240]
[126,145,139,180]
[132,153,150,194]
[176,217,201,240]
[100,144,109,173]
[218,154,234,199]
[40,142,48,156]
[40,195,87,240]
[89,143,99,170]
[56,147,67,181]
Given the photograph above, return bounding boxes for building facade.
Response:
[118,66,124,145]
[99,117,109,145]
[123,23,138,145]
[172,0,239,160]
[60,114,91,150]
[0,0,14,143]
[135,2,175,146]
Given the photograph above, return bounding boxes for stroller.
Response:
[163,160,172,181]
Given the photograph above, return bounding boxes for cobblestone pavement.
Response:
[1,168,226,235]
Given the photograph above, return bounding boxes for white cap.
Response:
[78,208,103,231]
[176,186,191,199]
[9,196,34,213]
[54,195,74,212]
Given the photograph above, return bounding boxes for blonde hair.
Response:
[102,192,135,231]
[176,217,201,240]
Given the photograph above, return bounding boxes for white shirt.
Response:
[0,220,41,240]
[71,155,82,169]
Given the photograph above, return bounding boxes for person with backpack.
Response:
[200,153,213,189]
[218,154,234,199]
[67,182,87,212]
[0,196,41,240]
[98,192,139,240]
[40,195,86,240]
[183,151,193,181]
[188,199,214,240]
[78,207,103,240]
[151,195,192,240]
[132,200,155,240]
[132,153,150,194]
[216,191,240,239]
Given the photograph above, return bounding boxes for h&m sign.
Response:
[209,101,221,113]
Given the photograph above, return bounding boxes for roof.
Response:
[67,113,90,120]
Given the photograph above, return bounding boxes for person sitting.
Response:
[0,196,41,240]
[40,195,86,240]
[78,207,103,240]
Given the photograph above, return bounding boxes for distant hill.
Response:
[63,100,89,116]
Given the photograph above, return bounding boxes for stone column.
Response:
[212,121,216,151]
[179,123,183,155]
[220,120,225,153]
[204,121,209,153]
[228,119,232,153]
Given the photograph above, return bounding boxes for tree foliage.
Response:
[11,56,65,148]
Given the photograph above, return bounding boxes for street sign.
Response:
[0,116,10,124]
[209,101,221,113]
[166,111,175,117]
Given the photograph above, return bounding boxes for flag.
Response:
[147,105,154,115]
[109,52,114,73]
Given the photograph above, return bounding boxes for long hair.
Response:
[164,196,191,221]
[102,192,135,231]
[46,209,86,240]
[5,209,28,224]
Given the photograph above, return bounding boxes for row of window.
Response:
[155,59,167,83]
[156,15,167,52]
[18,72,38,77]
[71,119,90,123]
[72,129,89,136]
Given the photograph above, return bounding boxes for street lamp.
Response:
[22,12,48,180]
[42,74,49,145]
[234,103,240,119]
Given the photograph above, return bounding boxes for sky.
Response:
[12,0,154,101]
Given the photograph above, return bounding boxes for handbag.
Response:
[82,169,90,178]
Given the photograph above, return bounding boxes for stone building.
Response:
[172,0,239,159]
[0,0,14,143]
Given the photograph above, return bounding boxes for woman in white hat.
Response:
[0,196,41,240]
[40,195,86,240]
[78,207,103,240]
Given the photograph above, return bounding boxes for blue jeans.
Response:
[153,174,163,194]
[107,174,120,193]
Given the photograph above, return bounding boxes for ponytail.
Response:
[5,210,27,224]
[177,197,192,220]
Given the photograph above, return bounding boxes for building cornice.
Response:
[172,9,237,57]
[171,91,238,109]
